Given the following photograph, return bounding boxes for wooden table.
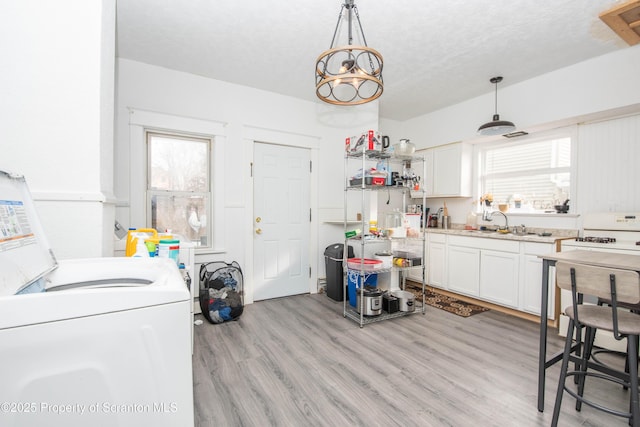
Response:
[537,250,640,412]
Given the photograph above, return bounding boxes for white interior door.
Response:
[253,143,310,301]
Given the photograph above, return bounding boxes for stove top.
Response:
[575,236,617,244]
[562,212,640,253]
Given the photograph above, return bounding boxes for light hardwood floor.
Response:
[193,294,633,426]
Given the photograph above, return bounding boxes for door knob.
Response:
[255,228,262,235]
[255,217,261,223]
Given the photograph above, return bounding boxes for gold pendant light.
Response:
[315,0,383,106]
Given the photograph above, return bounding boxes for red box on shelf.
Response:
[371,177,385,186]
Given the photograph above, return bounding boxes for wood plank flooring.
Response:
[193,294,632,426]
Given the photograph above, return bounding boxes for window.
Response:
[147,131,211,247]
[478,136,571,212]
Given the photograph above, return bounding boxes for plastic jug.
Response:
[125,228,159,257]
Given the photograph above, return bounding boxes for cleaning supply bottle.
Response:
[126,228,159,256]
[133,238,150,257]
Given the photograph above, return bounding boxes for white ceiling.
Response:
[116,0,629,122]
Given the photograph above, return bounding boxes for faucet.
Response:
[482,210,509,230]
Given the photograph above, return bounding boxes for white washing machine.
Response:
[0,171,194,427]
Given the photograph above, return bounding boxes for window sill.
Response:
[476,211,579,218]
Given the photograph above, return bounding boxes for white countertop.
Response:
[426,227,577,244]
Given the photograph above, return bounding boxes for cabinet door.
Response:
[431,143,472,197]
[521,255,555,318]
[447,245,479,296]
[479,250,519,308]
[521,243,556,319]
[422,149,434,197]
[428,242,445,289]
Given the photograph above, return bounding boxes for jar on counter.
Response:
[465,208,478,230]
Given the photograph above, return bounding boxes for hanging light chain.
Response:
[352,4,377,75]
[328,4,346,50]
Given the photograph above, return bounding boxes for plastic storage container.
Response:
[323,243,354,301]
[158,239,180,266]
[347,270,378,307]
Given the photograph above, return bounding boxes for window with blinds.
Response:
[479,137,571,212]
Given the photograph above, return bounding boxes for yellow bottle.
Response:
[126,228,158,257]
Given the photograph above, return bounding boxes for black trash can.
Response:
[324,243,354,301]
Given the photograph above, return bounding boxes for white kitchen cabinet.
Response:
[427,233,446,289]
[479,249,519,308]
[421,142,472,198]
[447,244,480,296]
[422,149,434,197]
[446,235,520,304]
[520,242,556,319]
[428,231,561,318]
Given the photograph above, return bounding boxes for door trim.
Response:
[242,126,320,305]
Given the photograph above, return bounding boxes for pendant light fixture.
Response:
[477,76,516,136]
[315,0,383,106]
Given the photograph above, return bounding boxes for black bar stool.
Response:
[551,261,640,427]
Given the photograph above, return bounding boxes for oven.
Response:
[559,212,640,351]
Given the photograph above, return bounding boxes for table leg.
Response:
[538,259,551,412]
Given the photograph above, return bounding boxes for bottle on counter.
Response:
[465,203,478,230]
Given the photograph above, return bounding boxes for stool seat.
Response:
[565,305,640,336]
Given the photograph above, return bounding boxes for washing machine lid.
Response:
[0,171,57,296]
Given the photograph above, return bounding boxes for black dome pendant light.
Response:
[477,76,516,136]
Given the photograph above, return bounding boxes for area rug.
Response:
[406,285,490,317]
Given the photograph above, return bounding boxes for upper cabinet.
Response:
[420,142,472,198]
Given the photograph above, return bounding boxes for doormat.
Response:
[406,285,490,317]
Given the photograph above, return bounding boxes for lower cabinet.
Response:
[427,233,446,289]
[447,245,480,296]
[429,232,556,318]
[479,249,519,308]
[520,242,556,319]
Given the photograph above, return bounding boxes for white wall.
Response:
[576,114,640,214]
[115,59,377,301]
[0,0,116,260]
[386,46,640,226]
[401,45,640,150]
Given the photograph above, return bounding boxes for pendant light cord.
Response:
[494,82,498,116]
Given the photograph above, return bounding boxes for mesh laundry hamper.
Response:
[199,261,244,324]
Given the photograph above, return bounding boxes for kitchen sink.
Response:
[459,229,553,238]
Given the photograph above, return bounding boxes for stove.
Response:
[562,212,640,254]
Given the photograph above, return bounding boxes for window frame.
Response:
[146,130,212,248]
[126,108,227,255]
[475,128,577,214]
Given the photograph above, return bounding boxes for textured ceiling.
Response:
[116,0,628,121]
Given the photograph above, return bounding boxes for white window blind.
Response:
[480,137,571,212]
